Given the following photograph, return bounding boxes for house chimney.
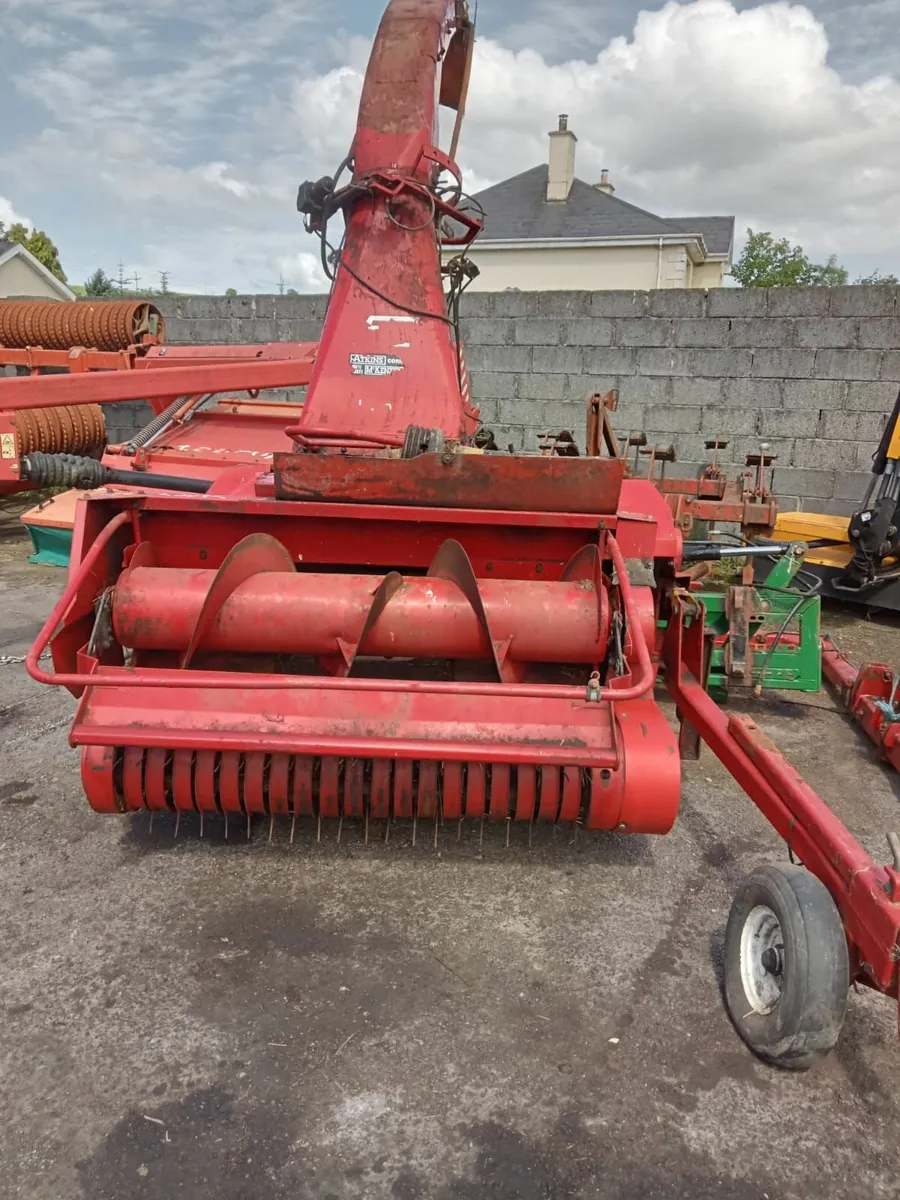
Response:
[547,113,577,203]
[595,168,615,196]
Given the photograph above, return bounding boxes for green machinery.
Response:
[695,544,822,697]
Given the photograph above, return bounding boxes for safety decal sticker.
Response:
[350,352,405,377]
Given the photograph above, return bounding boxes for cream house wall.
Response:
[692,260,727,289]
[460,245,660,292]
[453,243,715,291]
[0,254,68,299]
[660,245,688,288]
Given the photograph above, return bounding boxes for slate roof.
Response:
[470,165,734,257]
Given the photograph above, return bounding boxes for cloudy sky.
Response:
[1,0,898,293]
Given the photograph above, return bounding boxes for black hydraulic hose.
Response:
[871,385,900,477]
[682,541,791,563]
[21,451,212,494]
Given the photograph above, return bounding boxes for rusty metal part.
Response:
[12,404,105,458]
[274,450,625,514]
[822,638,900,774]
[585,390,621,459]
[0,300,164,352]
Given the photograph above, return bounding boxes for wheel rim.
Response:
[740,904,784,1014]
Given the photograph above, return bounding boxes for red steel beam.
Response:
[667,604,900,994]
[0,358,314,411]
[822,637,900,773]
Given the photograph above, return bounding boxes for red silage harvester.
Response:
[5,0,900,1070]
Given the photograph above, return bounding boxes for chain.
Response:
[0,651,50,667]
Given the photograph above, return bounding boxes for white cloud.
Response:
[453,1,900,267]
[197,163,259,200]
[277,251,330,291]
[2,0,900,289]
[0,196,30,230]
[283,0,900,273]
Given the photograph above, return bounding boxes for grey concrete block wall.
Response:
[143,285,900,515]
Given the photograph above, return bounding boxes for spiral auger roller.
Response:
[13,405,105,459]
[0,299,164,353]
[79,530,680,845]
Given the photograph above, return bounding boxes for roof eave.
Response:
[0,243,76,300]
[468,233,710,257]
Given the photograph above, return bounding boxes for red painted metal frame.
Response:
[822,637,900,773]
[26,503,654,703]
[658,476,778,535]
[0,341,316,384]
[0,346,145,373]
[0,354,316,411]
[25,489,680,836]
[666,598,900,1000]
[274,450,626,514]
[0,342,317,494]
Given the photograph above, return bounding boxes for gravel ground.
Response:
[2,500,900,1200]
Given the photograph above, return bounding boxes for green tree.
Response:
[856,269,900,285]
[84,268,116,296]
[225,287,238,297]
[0,221,67,282]
[805,255,849,287]
[732,231,808,287]
[733,229,849,288]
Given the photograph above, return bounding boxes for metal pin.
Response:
[200,812,205,838]
[174,812,181,840]
[290,814,297,844]
[149,811,155,835]
[268,815,275,843]
[365,810,369,846]
[337,815,343,845]
[528,822,533,848]
[224,812,229,840]
[412,813,418,848]
[433,809,439,850]
[384,818,390,845]
[246,813,251,841]
[317,815,322,843]
[573,822,579,848]
[506,819,511,848]
[479,819,484,848]
[457,819,463,842]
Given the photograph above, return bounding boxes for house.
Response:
[456,116,734,291]
[0,238,75,300]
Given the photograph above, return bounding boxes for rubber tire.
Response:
[724,864,849,1071]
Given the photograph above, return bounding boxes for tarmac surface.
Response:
[2,501,900,1200]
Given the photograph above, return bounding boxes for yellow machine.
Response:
[774,387,900,610]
